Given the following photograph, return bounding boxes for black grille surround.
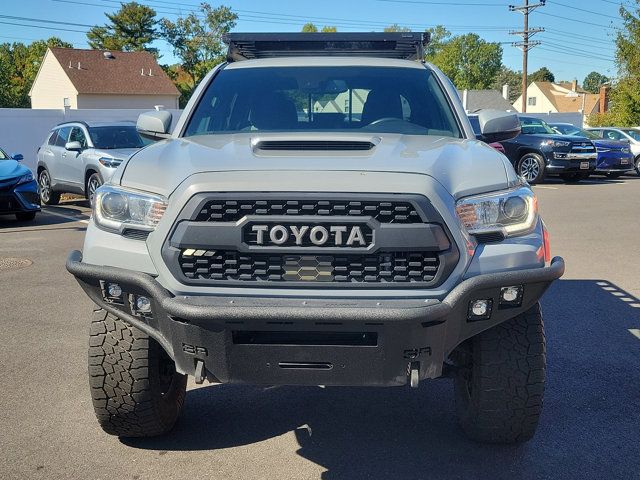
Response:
[255,140,375,151]
[163,193,459,289]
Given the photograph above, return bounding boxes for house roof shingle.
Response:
[49,47,180,96]
[457,89,514,112]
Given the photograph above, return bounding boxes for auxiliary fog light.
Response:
[468,299,492,321]
[135,296,152,314]
[106,283,122,298]
[500,285,524,308]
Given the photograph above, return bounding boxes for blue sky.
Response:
[1,0,626,83]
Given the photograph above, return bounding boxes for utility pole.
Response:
[509,1,545,113]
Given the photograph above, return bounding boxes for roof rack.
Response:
[223,32,430,62]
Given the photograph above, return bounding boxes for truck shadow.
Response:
[122,279,640,479]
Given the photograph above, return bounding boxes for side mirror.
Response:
[65,141,82,151]
[137,110,172,140]
[11,153,23,161]
[477,110,521,143]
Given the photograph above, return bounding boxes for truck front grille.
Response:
[178,250,440,283]
[195,199,423,224]
[570,142,596,154]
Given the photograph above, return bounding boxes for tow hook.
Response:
[409,361,420,388]
[195,359,206,384]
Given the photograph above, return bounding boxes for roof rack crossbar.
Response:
[223,32,430,62]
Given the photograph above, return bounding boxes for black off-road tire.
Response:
[634,156,640,176]
[453,303,546,444]
[88,309,187,437]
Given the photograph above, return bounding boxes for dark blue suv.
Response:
[469,115,597,184]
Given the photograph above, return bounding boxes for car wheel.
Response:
[86,172,103,207]
[89,309,187,437]
[38,169,60,206]
[15,212,36,222]
[635,156,640,176]
[517,153,546,184]
[453,303,546,444]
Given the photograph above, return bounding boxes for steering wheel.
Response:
[368,117,403,126]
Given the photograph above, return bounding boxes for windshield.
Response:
[520,117,556,135]
[88,126,144,149]
[0,148,7,160]
[621,129,640,141]
[184,66,462,137]
[552,125,597,139]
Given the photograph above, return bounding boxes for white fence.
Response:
[0,108,182,172]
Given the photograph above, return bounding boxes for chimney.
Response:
[571,79,578,92]
[502,84,509,101]
[600,85,610,113]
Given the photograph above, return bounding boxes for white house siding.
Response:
[513,84,557,113]
[29,51,78,109]
[76,94,179,110]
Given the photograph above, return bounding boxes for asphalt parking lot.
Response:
[1,177,639,480]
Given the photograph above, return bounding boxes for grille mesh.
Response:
[179,250,440,283]
[195,199,422,224]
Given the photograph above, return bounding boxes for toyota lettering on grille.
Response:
[249,224,370,247]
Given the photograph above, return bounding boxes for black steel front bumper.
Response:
[67,251,564,387]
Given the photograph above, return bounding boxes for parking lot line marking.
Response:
[534,186,558,190]
[629,329,640,340]
[42,209,90,225]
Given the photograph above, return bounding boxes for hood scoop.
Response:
[254,139,377,152]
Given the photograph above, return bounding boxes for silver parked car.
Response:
[36,121,146,205]
[586,127,640,175]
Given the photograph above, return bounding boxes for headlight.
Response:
[455,186,538,238]
[622,147,630,154]
[98,157,122,168]
[541,139,571,148]
[94,185,167,233]
[16,172,34,185]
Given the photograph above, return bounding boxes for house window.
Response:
[528,97,537,106]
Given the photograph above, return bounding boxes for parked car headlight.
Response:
[98,157,123,168]
[621,147,630,154]
[93,185,167,233]
[16,172,34,185]
[541,139,571,148]
[455,186,538,238]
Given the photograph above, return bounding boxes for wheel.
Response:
[634,156,640,176]
[86,172,103,207]
[15,212,36,221]
[453,303,546,444]
[88,309,187,437]
[606,172,623,179]
[38,169,60,205]
[516,153,546,184]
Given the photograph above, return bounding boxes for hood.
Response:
[90,147,139,161]
[591,139,629,149]
[0,159,30,181]
[119,133,513,199]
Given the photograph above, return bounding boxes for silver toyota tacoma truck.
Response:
[67,33,564,443]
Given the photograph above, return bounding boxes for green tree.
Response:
[424,25,451,58]
[493,66,521,103]
[583,71,610,93]
[529,66,555,83]
[160,3,237,102]
[301,23,336,32]
[87,2,157,53]
[427,33,502,89]
[0,37,73,107]
[301,22,318,32]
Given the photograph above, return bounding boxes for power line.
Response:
[548,1,622,20]
[538,11,620,29]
